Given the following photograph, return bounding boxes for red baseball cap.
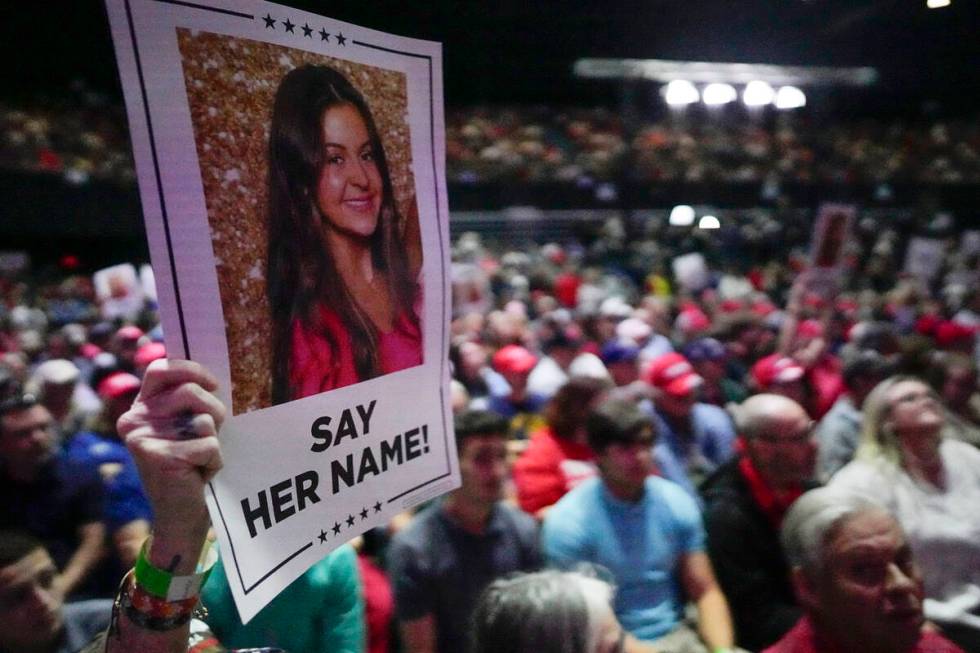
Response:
[675,308,711,335]
[135,342,166,367]
[115,325,144,341]
[645,353,703,397]
[751,354,805,389]
[797,319,825,339]
[97,371,141,400]
[492,345,538,375]
[935,321,977,348]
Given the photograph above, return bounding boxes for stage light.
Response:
[775,86,807,109]
[927,0,951,8]
[743,80,775,107]
[703,83,737,106]
[664,80,699,106]
[669,205,696,226]
[698,215,721,229]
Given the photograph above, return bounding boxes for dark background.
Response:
[4,0,978,110]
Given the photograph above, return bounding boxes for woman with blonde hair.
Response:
[830,375,980,650]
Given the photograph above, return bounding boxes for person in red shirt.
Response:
[513,376,611,518]
[765,487,964,653]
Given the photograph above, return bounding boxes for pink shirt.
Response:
[289,303,422,399]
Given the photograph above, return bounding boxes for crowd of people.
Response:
[5,93,980,188]
[2,204,980,653]
[444,107,980,186]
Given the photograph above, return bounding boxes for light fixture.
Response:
[702,83,737,106]
[775,86,807,109]
[927,0,951,8]
[664,80,699,106]
[743,80,775,107]
[698,215,721,229]
[669,205,696,226]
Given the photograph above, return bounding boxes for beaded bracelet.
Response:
[121,571,200,631]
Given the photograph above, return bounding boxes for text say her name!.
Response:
[239,400,432,538]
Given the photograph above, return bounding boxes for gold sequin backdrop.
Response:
[177,30,417,414]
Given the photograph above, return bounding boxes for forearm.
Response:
[695,586,735,649]
[104,518,211,653]
[60,524,106,595]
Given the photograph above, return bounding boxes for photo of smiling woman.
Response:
[267,65,423,404]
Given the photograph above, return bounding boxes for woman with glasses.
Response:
[830,376,980,651]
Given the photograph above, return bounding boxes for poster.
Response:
[802,203,856,301]
[93,262,145,320]
[960,230,980,258]
[672,252,710,292]
[105,0,456,622]
[904,237,945,282]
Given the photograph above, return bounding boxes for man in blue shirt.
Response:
[643,352,736,498]
[542,399,735,653]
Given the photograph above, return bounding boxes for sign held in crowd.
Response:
[105,0,456,621]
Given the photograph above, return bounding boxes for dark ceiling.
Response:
[4,0,978,107]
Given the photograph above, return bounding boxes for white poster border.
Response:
[105,0,457,622]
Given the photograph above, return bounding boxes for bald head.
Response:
[736,393,816,489]
[736,393,809,440]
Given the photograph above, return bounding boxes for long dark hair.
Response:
[267,65,416,403]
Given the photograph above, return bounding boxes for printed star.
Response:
[335,32,347,46]
[262,14,276,29]
[302,23,313,37]
[318,529,327,544]
[283,18,295,33]
[346,514,355,527]
[360,507,369,521]
[332,521,341,535]
[319,28,330,41]
[373,501,382,513]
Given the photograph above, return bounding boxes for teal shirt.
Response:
[201,544,365,653]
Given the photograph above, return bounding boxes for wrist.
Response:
[146,525,210,575]
[136,535,217,601]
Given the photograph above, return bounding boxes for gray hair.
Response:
[470,570,615,653]
[781,487,884,575]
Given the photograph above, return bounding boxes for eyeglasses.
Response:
[0,393,39,419]
[755,422,816,446]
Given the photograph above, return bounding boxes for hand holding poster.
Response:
[104,0,456,622]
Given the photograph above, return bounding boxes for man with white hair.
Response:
[701,394,818,651]
[764,487,963,653]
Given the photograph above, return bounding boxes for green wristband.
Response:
[133,537,217,601]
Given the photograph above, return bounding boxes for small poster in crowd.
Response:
[960,230,980,258]
[105,0,455,621]
[93,263,145,321]
[802,203,856,301]
[904,237,946,282]
[0,251,30,274]
[672,252,710,292]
